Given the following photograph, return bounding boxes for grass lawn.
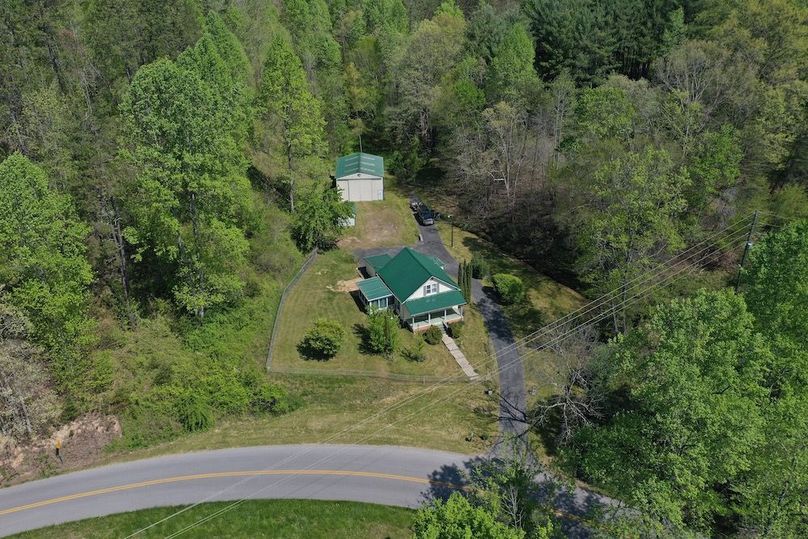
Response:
[437,223,585,339]
[104,373,497,463]
[339,181,420,250]
[271,249,464,378]
[272,182,492,380]
[13,500,414,539]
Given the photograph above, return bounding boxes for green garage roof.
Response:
[404,289,466,317]
[336,152,384,178]
[357,276,393,301]
[377,247,457,300]
[363,253,392,272]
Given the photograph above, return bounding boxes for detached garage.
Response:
[335,152,384,202]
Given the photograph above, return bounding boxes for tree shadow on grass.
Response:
[352,322,377,355]
[296,342,334,361]
[503,301,545,338]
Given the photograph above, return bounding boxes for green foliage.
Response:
[109,316,292,449]
[423,325,443,345]
[401,337,426,362]
[486,22,539,105]
[83,0,202,104]
[458,260,472,303]
[0,153,98,401]
[299,318,345,359]
[389,1,467,150]
[467,452,557,538]
[290,184,354,251]
[743,220,808,395]
[572,85,635,144]
[492,274,525,305]
[413,491,525,539]
[258,34,326,210]
[523,0,684,82]
[569,290,770,530]
[366,308,400,357]
[470,254,489,279]
[570,148,688,324]
[176,391,214,432]
[121,55,252,318]
[447,321,463,340]
[687,125,743,210]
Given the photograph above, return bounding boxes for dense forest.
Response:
[0,0,806,536]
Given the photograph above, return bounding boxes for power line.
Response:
[142,223,761,537]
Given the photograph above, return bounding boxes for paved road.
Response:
[0,445,468,537]
[0,444,611,537]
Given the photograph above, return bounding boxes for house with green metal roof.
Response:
[335,152,384,202]
[358,247,465,331]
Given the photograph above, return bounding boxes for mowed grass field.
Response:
[272,183,493,379]
[13,500,414,539]
[271,249,461,377]
[271,249,493,378]
[339,183,420,249]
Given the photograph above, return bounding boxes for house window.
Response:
[423,282,438,295]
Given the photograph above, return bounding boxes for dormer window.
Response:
[423,282,438,295]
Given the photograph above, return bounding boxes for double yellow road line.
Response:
[0,469,432,517]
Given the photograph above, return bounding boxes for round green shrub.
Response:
[423,325,443,345]
[448,321,464,340]
[492,273,525,304]
[299,318,345,359]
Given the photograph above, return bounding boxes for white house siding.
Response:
[404,277,455,302]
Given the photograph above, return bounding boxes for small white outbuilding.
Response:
[335,152,384,202]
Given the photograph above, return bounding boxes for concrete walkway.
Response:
[441,332,478,380]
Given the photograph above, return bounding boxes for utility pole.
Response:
[735,210,759,292]
[448,214,454,247]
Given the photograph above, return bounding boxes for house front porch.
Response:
[407,306,463,331]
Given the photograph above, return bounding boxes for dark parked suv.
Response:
[416,203,435,226]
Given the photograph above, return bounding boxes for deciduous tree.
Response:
[258,35,326,212]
